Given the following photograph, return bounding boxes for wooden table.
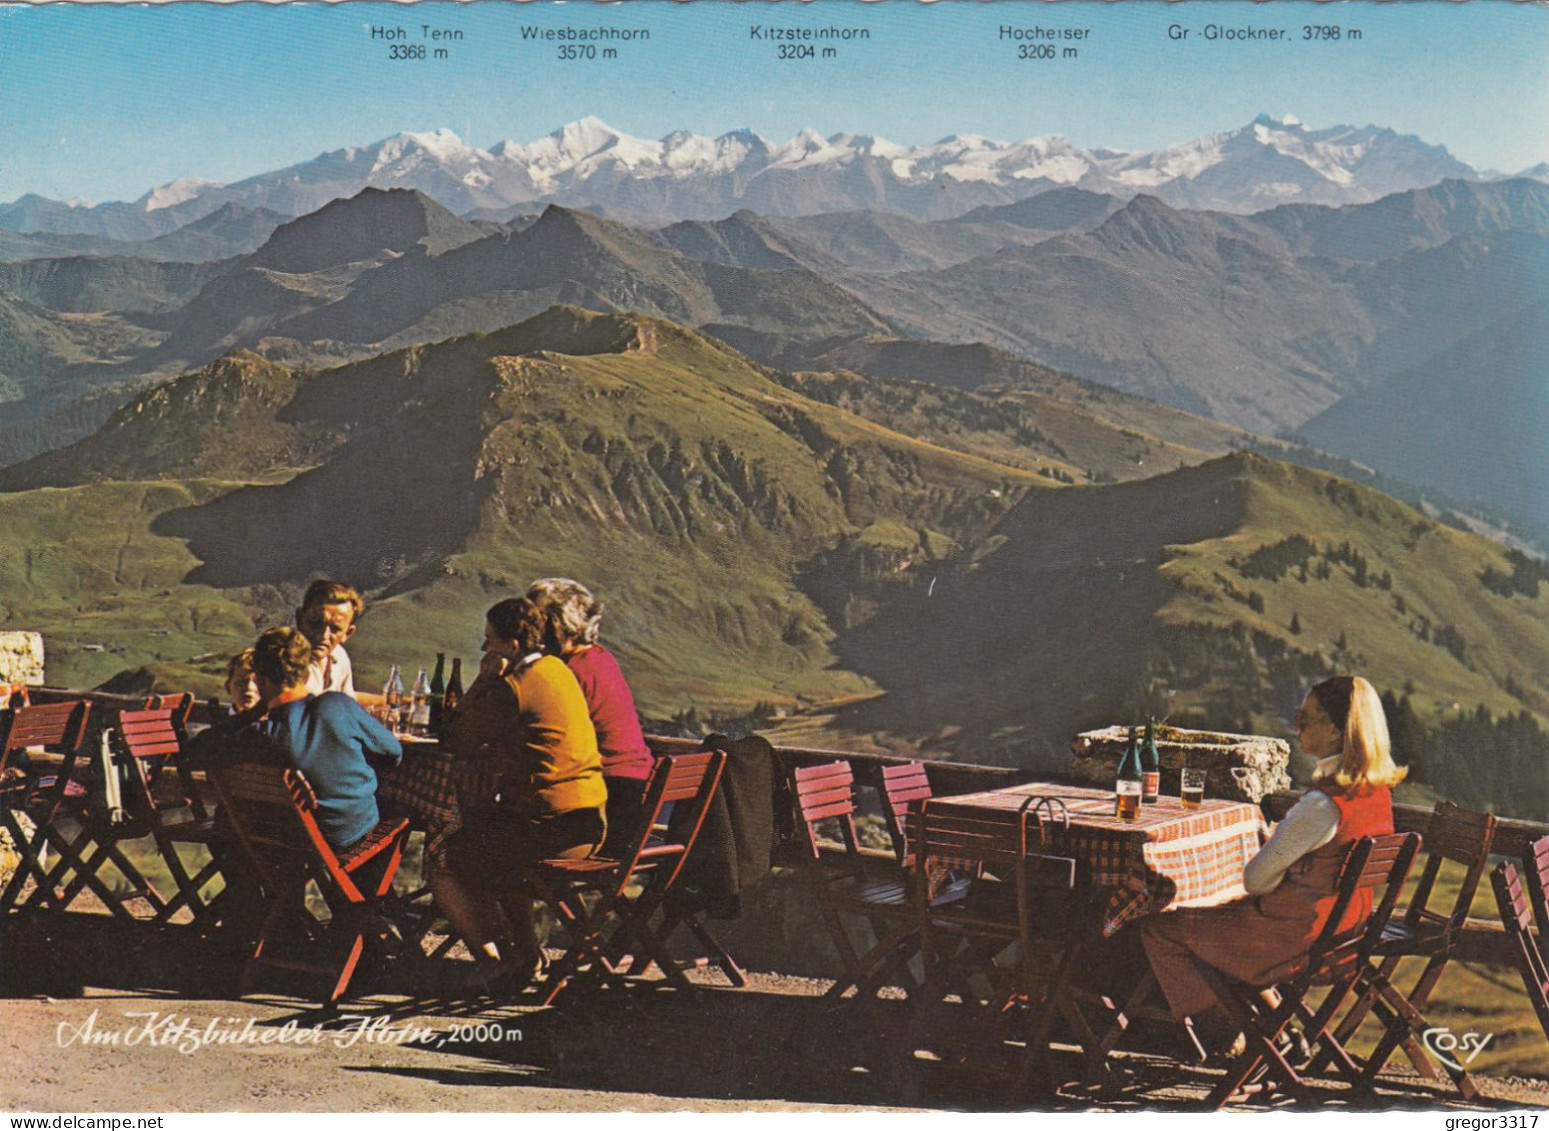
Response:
[933,781,1266,936]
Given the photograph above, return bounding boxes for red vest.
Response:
[1263,783,1393,943]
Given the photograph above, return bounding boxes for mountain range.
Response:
[848,190,1549,435]
[5,115,1534,239]
[1298,299,1549,528]
[0,309,1542,771]
[2,175,1545,539]
[0,204,288,265]
[830,450,1549,764]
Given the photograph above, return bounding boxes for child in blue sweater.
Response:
[250,627,402,850]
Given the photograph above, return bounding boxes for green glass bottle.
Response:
[1116,725,1143,821]
[1141,718,1161,804]
[445,658,464,714]
[428,652,446,734]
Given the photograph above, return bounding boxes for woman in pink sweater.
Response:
[527,578,655,846]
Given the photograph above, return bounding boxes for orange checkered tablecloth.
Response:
[934,781,1267,936]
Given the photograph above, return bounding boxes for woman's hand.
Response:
[478,651,510,682]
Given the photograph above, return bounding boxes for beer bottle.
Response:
[410,668,432,734]
[383,663,405,731]
[444,658,464,714]
[1115,726,1143,821]
[382,663,403,707]
[1141,717,1161,804]
[428,652,446,734]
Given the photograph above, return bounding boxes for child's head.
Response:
[225,649,260,711]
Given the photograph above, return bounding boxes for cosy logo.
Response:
[1421,1026,1493,1072]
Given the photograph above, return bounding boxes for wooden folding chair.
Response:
[1199,832,1420,1109]
[34,707,222,924]
[0,701,96,915]
[790,760,955,1007]
[523,750,726,1007]
[1492,858,1549,1042]
[1525,835,1549,958]
[210,761,410,1006]
[145,692,195,723]
[118,707,223,924]
[880,761,933,866]
[901,795,1102,1095]
[1324,801,1495,1098]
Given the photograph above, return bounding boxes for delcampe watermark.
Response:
[55,1009,521,1056]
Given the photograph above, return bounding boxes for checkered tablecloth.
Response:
[934,781,1267,936]
[375,739,498,869]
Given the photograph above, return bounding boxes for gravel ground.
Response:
[1,974,892,1114]
[3,909,1549,1114]
[5,971,1549,1113]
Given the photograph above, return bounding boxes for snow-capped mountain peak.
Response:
[6,116,1507,238]
[139,178,223,212]
[369,129,480,172]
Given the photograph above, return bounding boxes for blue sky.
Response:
[2,0,1546,203]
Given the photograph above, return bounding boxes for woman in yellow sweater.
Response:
[433,596,606,984]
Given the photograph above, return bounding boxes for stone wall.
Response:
[1069,725,1291,805]
[0,632,44,686]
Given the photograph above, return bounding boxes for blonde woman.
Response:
[1139,675,1405,1052]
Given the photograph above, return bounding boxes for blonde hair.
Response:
[1312,675,1408,790]
[526,577,603,651]
[301,578,364,621]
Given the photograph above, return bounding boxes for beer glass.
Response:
[1115,778,1142,821]
[1181,767,1207,809]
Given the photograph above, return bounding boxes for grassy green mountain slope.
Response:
[0,291,162,420]
[2,307,1038,711]
[0,479,265,692]
[826,452,1549,770]
[777,362,1254,487]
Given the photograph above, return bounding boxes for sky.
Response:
[1,0,1546,204]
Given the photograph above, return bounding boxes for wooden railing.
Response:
[646,734,1024,798]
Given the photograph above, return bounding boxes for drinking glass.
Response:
[1181,767,1207,809]
[1115,778,1142,821]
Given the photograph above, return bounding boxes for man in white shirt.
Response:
[296,579,362,698]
